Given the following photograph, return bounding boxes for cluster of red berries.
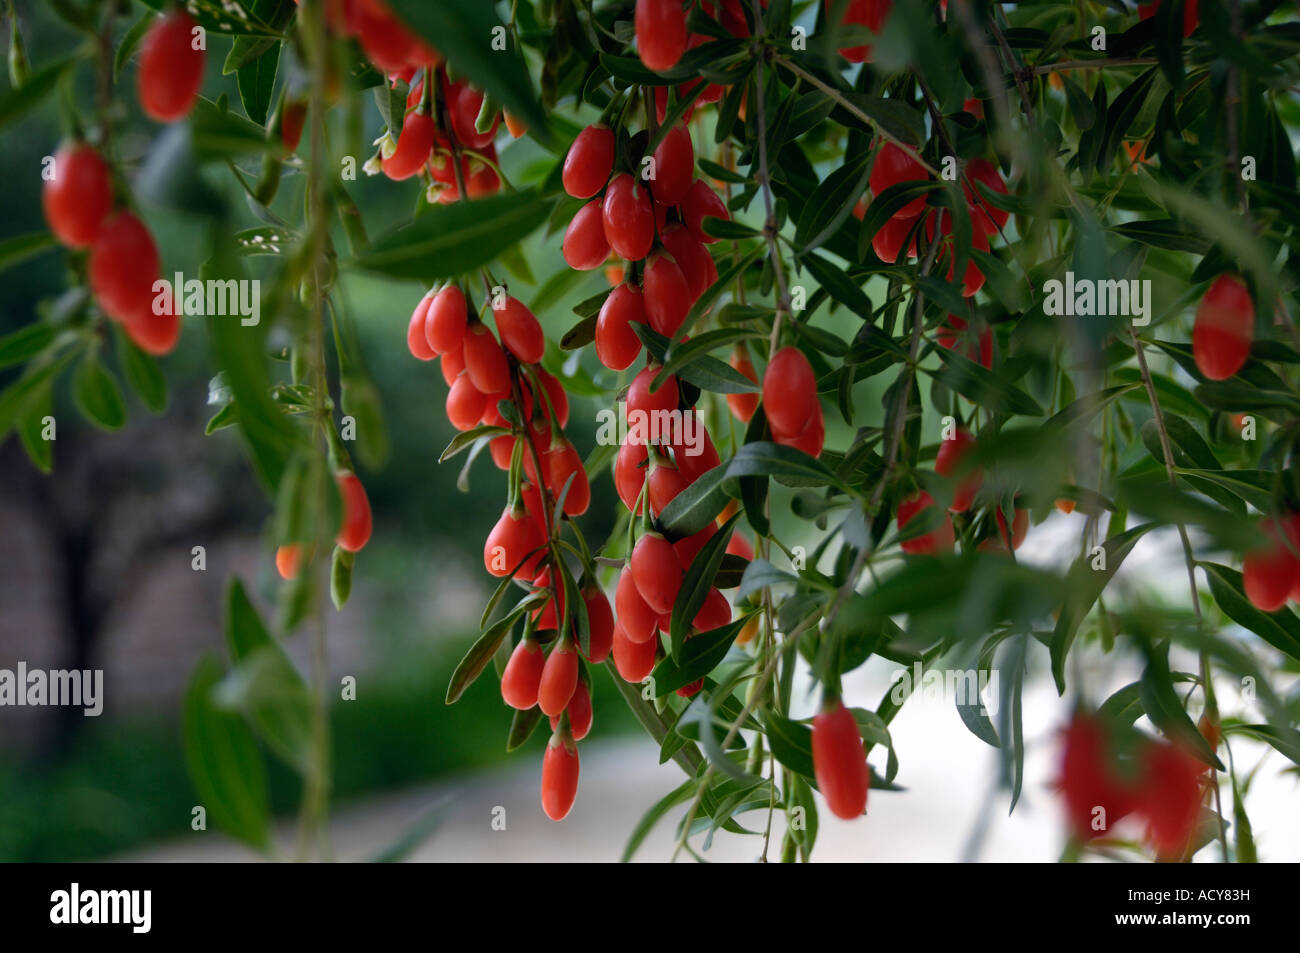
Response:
[41,6,210,356]
[316,2,517,200]
[863,145,1008,298]
[893,424,1029,556]
[634,0,754,75]
[371,67,520,201]
[562,119,728,345]
[1058,710,1212,857]
[407,282,605,819]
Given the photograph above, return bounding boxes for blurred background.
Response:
[2,2,1297,863]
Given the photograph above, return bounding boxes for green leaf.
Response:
[930,340,1044,417]
[0,231,57,275]
[386,0,550,142]
[506,705,545,752]
[605,665,704,777]
[0,320,56,369]
[203,242,302,490]
[72,352,126,431]
[1050,523,1157,694]
[657,463,731,537]
[115,10,156,79]
[355,191,552,280]
[1139,642,1224,771]
[115,326,168,413]
[0,53,77,130]
[621,778,698,863]
[445,599,534,704]
[1201,563,1300,665]
[764,712,816,781]
[236,43,280,126]
[736,558,797,600]
[726,440,840,489]
[182,655,271,850]
[667,513,740,662]
[795,154,871,254]
[218,578,314,774]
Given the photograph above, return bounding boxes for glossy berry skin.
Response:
[1242,516,1300,612]
[138,10,205,122]
[627,365,679,424]
[538,639,580,717]
[775,406,825,458]
[603,174,656,262]
[448,83,498,150]
[681,180,729,244]
[1137,741,1202,857]
[631,531,682,615]
[493,295,545,364]
[635,0,688,71]
[647,454,689,517]
[550,679,593,741]
[536,369,570,428]
[897,491,954,554]
[642,253,692,337]
[43,143,113,248]
[446,373,488,431]
[870,141,927,218]
[335,472,373,552]
[693,586,732,632]
[582,587,615,663]
[563,124,615,199]
[727,349,760,423]
[812,699,870,820]
[90,212,160,324]
[616,570,660,644]
[382,110,436,180]
[540,731,580,821]
[660,224,713,303]
[543,439,590,516]
[612,622,659,682]
[668,413,721,484]
[1192,274,1253,382]
[407,292,437,360]
[1058,711,1137,840]
[650,123,694,206]
[763,346,818,438]
[502,637,546,710]
[963,158,1010,234]
[275,544,303,581]
[563,200,610,271]
[596,283,645,371]
[462,323,511,395]
[484,505,544,577]
[871,211,919,264]
[674,523,717,569]
[615,440,649,514]
[935,428,981,512]
[425,285,467,355]
[125,296,181,356]
[440,344,466,387]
